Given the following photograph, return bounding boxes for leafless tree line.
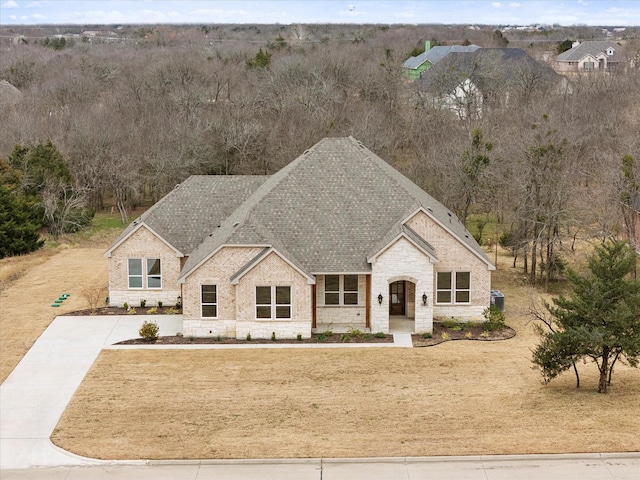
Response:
[1,24,639,285]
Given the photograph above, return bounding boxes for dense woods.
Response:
[1,23,639,281]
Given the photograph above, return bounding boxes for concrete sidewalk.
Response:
[2,454,639,479]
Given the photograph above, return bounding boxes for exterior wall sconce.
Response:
[378,293,383,305]
[422,293,428,306]
[177,295,182,308]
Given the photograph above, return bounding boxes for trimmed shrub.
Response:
[139,320,159,341]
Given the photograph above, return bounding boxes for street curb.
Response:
[139,452,640,467]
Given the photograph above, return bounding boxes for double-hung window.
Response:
[128,258,161,289]
[128,259,143,288]
[146,258,161,288]
[201,285,217,318]
[324,275,359,306]
[436,272,471,304]
[256,286,291,319]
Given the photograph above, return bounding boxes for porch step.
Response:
[392,333,413,348]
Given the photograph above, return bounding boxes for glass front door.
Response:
[389,281,405,315]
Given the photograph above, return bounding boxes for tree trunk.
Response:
[572,360,580,388]
[608,352,620,386]
[598,346,610,393]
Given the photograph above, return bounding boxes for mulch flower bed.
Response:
[412,322,516,347]
[63,308,514,346]
[116,332,394,345]
[64,306,181,316]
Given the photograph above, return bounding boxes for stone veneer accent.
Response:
[406,210,492,321]
[315,274,367,328]
[371,237,435,334]
[108,226,181,307]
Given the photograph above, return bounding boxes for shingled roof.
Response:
[0,80,22,106]
[106,175,268,256]
[556,40,625,63]
[402,45,480,70]
[178,137,492,281]
[419,48,561,93]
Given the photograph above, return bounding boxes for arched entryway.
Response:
[389,279,416,333]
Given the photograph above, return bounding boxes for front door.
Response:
[389,281,405,315]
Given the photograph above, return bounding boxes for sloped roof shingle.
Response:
[179,137,492,280]
[556,40,625,63]
[402,45,481,69]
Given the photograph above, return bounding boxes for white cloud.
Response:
[491,2,501,7]
[9,13,16,19]
[509,2,521,6]
[26,1,41,7]
[2,0,19,8]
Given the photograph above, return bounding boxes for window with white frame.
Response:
[436,271,471,304]
[324,275,359,306]
[256,286,291,319]
[147,258,161,289]
[127,258,161,289]
[583,61,595,71]
[128,259,143,288]
[201,285,217,318]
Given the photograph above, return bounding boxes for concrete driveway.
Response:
[0,315,183,470]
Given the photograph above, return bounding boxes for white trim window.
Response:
[127,258,162,289]
[146,258,162,289]
[436,271,471,304]
[256,286,291,319]
[128,258,143,288]
[324,275,359,306]
[201,285,217,318]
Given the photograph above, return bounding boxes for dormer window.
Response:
[606,47,614,56]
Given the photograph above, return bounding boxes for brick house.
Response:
[105,137,495,338]
[554,40,627,74]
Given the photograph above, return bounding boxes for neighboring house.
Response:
[554,40,627,74]
[417,48,564,119]
[401,42,480,80]
[0,80,22,107]
[105,137,495,339]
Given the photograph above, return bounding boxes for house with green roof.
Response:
[105,137,495,339]
[401,42,480,80]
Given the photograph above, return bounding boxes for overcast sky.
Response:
[1,0,639,26]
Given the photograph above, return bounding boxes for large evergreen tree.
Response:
[532,241,640,393]
[0,184,44,258]
[6,140,92,237]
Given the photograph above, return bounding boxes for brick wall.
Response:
[108,226,181,307]
[406,210,492,320]
[182,246,263,338]
[235,251,313,339]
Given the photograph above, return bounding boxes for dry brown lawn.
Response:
[50,250,640,460]
[0,242,110,383]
